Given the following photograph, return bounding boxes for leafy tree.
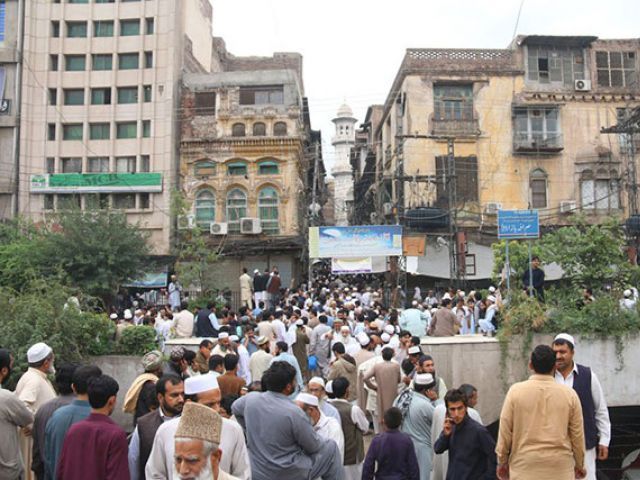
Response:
[492,239,544,286]
[43,209,150,301]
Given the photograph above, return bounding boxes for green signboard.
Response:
[30,173,163,193]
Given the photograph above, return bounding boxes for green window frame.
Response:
[227,161,247,176]
[65,55,86,71]
[63,89,84,106]
[195,189,216,229]
[66,21,87,38]
[118,53,139,70]
[62,124,83,141]
[258,187,279,234]
[226,189,247,234]
[92,54,113,71]
[258,161,279,175]
[116,122,137,139]
[89,123,110,140]
[120,19,140,36]
[93,20,114,37]
[117,86,138,104]
[194,160,216,177]
[68,0,89,3]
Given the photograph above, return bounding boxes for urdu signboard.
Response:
[309,225,403,259]
[30,173,163,193]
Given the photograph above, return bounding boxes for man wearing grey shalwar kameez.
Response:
[393,373,440,480]
[232,362,344,480]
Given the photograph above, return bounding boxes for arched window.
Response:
[226,188,247,233]
[258,187,279,235]
[580,169,620,210]
[232,123,246,137]
[258,160,279,175]
[273,122,287,136]
[195,189,216,229]
[194,160,216,178]
[529,169,547,209]
[253,122,266,136]
[227,161,248,176]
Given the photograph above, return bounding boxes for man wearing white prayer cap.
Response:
[173,402,238,480]
[307,377,341,424]
[16,342,57,479]
[212,332,232,357]
[296,393,345,460]
[553,333,610,480]
[145,373,251,479]
[392,372,438,480]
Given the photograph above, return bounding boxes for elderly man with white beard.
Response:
[145,373,250,480]
[173,402,239,480]
[296,392,345,460]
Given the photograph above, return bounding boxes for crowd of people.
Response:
[0,266,613,480]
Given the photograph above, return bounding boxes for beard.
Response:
[172,457,213,480]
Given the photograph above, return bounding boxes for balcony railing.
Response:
[513,133,564,153]
[432,118,480,137]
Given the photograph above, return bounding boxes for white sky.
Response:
[212,0,640,173]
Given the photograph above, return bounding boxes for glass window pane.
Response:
[89,123,110,140]
[93,20,113,37]
[91,88,111,105]
[144,51,153,68]
[116,122,137,139]
[139,155,150,172]
[194,161,216,177]
[226,189,247,233]
[273,122,287,136]
[113,193,135,209]
[118,53,139,70]
[139,193,150,209]
[117,87,138,104]
[63,89,84,105]
[61,157,82,173]
[581,179,595,209]
[65,55,86,71]
[145,18,154,35]
[142,120,151,138]
[195,190,216,228]
[62,124,83,141]
[258,187,279,234]
[92,54,113,70]
[66,21,87,38]
[87,157,109,172]
[258,162,279,175]
[143,85,152,102]
[120,20,140,36]
[116,156,136,173]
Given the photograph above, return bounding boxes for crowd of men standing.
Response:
[0,270,612,480]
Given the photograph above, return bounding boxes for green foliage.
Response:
[0,280,115,389]
[492,240,544,284]
[115,326,158,356]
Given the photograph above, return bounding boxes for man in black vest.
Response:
[194,302,219,338]
[127,375,184,480]
[553,333,611,480]
[329,377,369,480]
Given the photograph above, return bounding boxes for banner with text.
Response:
[331,257,373,274]
[309,225,403,259]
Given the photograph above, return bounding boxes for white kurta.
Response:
[145,415,251,480]
[314,413,345,461]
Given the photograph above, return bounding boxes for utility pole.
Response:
[308,141,320,290]
[446,138,459,288]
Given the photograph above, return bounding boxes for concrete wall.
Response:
[420,333,640,425]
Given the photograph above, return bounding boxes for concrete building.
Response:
[179,50,324,291]
[0,0,24,219]
[331,103,356,225]
[19,0,216,254]
[371,36,640,281]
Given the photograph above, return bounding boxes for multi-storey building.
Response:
[369,35,640,281]
[0,0,23,219]
[331,103,356,226]
[19,0,216,254]
[180,51,324,290]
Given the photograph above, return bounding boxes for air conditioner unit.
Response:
[560,201,577,213]
[382,202,394,216]
[240,218,262,234]
[575,79,591,92]
[177,214,195,230]
[485,202,502,215]
[210,222,228,235]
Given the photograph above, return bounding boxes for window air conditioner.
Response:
[560,201,577,213]
[574,79,591,92]
[240,218,262,234]
[177,214,195,230]
[484,202,502,215]
[210,222,228,235]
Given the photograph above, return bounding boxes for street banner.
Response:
[309,225,403,259]
[331,257,373,274]
[30,173,163,193]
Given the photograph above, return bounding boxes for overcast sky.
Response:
[212,0,640,172]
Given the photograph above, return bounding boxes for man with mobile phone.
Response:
[434,388,496,479]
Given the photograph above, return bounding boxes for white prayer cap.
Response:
[487,295,496,303]
[381,333,391,343]
[408,346,421,355]
[415,373,436,387]
[554,333,576,348]
[218,332,229,339]
[308,377,325,388]
[296,319,304,326]
[184,373,219,395]
[325,380,334,394]
[443,293,451,300]
[109,313,118,320]
[624,289,632,298]
[229,335,239,342]
[254,269,260,274]
[412,300,418,307]
[124,309,133,320]
[384,324,396,335]
[340,325,350,333]
[488,286,496,293]
[296,392,319,407]
[27,342,52,363]
[256,336,269,346]
[356,332,370,346]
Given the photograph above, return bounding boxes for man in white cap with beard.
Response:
[552,333,610,480]
[16,342,57,480]
[308,377,341,423]
[296,392,345,460]
[173,402,239,480]
[145,373,250,479]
